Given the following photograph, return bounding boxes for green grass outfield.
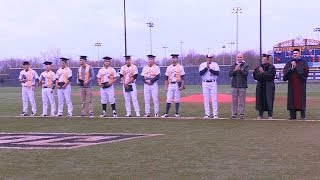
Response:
[0,84,320,179]
[1,84,320,119]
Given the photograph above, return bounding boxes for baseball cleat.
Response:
[161,113,169,118]
[20,112,28,116]
[230,115,237,119]
[203,115,210,119]
[99,111,106,117]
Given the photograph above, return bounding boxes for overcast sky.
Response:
[0,0,319,60]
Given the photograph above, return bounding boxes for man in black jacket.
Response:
[229,53,249,119]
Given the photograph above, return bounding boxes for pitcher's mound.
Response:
[180,94,255,103]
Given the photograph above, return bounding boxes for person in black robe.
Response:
[253,54,276,119]
[283,48,309,120]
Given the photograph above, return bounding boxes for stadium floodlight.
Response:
[94,42,102,67]
[232,7,242,53]
[146,22,154,54]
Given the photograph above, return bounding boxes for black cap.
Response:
[23,61,30,65]
[43,61,53,65]
[60,57,69,62]
[80,56,87,60]
[102,56,112,60]
[171,54,179,58]
[147,54,156,58]
[293,48,300,52]
[262,54,271,59]
[124,55,131,59]
[206,54,213,58]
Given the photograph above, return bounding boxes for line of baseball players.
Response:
[18,54,194,118]
[19,49,307,120]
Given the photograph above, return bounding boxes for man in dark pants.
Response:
[283,48,309,120]
[253,54,276,119]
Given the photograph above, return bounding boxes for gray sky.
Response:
[0,0,319,60]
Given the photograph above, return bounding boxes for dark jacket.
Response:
[229,61,249,88]
[283,59,309,110]
[253,63,276,111]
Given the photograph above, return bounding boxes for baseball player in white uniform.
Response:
[161,54,186,118]
[18,61,39,116]
[199,54,220,119]
[39,61,56,116]
[97,56,119,117]
[120,55,140,117]
[55,57,73,117]
[141,55,160,117]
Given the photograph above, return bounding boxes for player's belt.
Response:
[22,85,35,87]
[204,80,216,82]
[170,82,177,84]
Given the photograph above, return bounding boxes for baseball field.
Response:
[1,84,320,179]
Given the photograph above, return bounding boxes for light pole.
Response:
[259,0,262,64]
[123,0,127,56]
[229,42,235,65]
[314,27,320,41]
[147,22,154,54]
[222,45,226,65]
[162,46,168,66]
[232,6,242,53]
[94,42,102,67]
[180,40,184,65]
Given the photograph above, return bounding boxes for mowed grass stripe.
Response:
[0,118,320,179]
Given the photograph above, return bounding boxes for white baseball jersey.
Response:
[97,66,119,83]
[39,70,56,87]
[120,64,138,84]
[18,69,39,86]
[165,64,186,82]
[56,67,72,83]
[199,62,220,81]
[141,65,161,80]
